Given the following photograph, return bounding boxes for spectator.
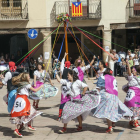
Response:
[128,56,134,68]
[126,50,135,60]
[38,53,43,63]
[69,57,74,64]
[0,53,4,59]
[118,48,126,59]
[133,54,139,69]
[0,56,5,64]
[53,59,60,78]
[10,54,15,62]
[112,49,119,77]
[5,54,10,62]
[15,51,21,65]
[119,58,126,77]
[34,59,38,70]
[29,57,36,78]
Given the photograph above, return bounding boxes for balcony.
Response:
[0,0,28,20]
[50,0,101,25]
[126,0,140,18]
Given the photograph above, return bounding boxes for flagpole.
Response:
[64,21,69,61]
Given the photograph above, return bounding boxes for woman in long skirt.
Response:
[55,70,100,133]
[90,68,133,133]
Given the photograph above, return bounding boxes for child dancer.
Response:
[57,53,71,120]
[122,60,140,127]
[55,70,100,133]
[73,56,95,82]
[10,73,43,137]
[33,63,53,109]
[90,68,133,133]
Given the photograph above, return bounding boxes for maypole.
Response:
[64,21,69,61]
[57,13,71,61]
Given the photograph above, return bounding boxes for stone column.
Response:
[102,30,112,62]
[41,31,52,74]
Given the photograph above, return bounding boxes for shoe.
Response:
[106,127,113,134]
[76,126,82,131]
[59,127,67,134]
[14,129,23,137]
[57,117,61,121]
[112,122,115,127]
[133,121,140,128]
[33,101,36,107]
[28,125,36,131]
[18,123,24,132]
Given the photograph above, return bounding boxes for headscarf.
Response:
[9,61,17,72]
[65,61,71,68]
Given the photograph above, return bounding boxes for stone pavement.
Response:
[0,77,140,140]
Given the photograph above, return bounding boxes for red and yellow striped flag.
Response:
[72,2,83,17]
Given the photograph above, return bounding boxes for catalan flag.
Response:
[72,2,83,17]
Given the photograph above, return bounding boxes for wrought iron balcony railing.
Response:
[126,0,140,18]
[0,0,28,20]
[50,0,101,25]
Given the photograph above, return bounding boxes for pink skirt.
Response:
[33,81,44,89]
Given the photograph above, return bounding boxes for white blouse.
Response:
[34,70,50,83]
[127,74,140,88]
[18,84,31,96]
[73,64,90,75]
[60,79,88,98]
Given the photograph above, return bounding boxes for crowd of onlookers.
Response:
[1,47,140,79]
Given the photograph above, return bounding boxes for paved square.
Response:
[0,77,140,140]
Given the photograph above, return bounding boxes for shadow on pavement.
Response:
[0,126,33,138]
[0,113,10,117]
[40,113,58,120]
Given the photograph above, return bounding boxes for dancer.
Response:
[55,69,100,133]
[0,62,20,112]
[96,61,106,79]
[73,56,95,82]
[90,68,133,133]
[57,53,71,120]
[60,52,71,79]
[122,60,140,127]
[10,72,42,137]
[32,63,53,109]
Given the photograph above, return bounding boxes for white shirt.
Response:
[18,84,31,96]
[133,59,139,66]
[73,65,90,75]
[34,70,50,83]
[126,54,135,60]
[2,71,12,85]
[60,79,88,98]
[127,74,140,88]
[60,58,70,75]
[118,51,126,59]
[97,68,106,77]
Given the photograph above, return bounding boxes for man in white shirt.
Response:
[126,50,135,60]
[118,48,126,59]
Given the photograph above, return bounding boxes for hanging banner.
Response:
[72,2,83,17]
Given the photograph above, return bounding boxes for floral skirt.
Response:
[129,107,140,120]
[61,93,100,124]
[90,92,133,122]
[9,105,42,125]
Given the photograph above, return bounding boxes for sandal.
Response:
[59,127,67,134]
[76,126,82,131]
[106,126,113,134]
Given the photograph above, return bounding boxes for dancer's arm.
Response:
[30,84,44,92]
[81,87,88,95]
[49,78,53,86]
[33,75,37,87]
[60,53,68,75]
[89,56,96,67]
[126,60,131,76]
